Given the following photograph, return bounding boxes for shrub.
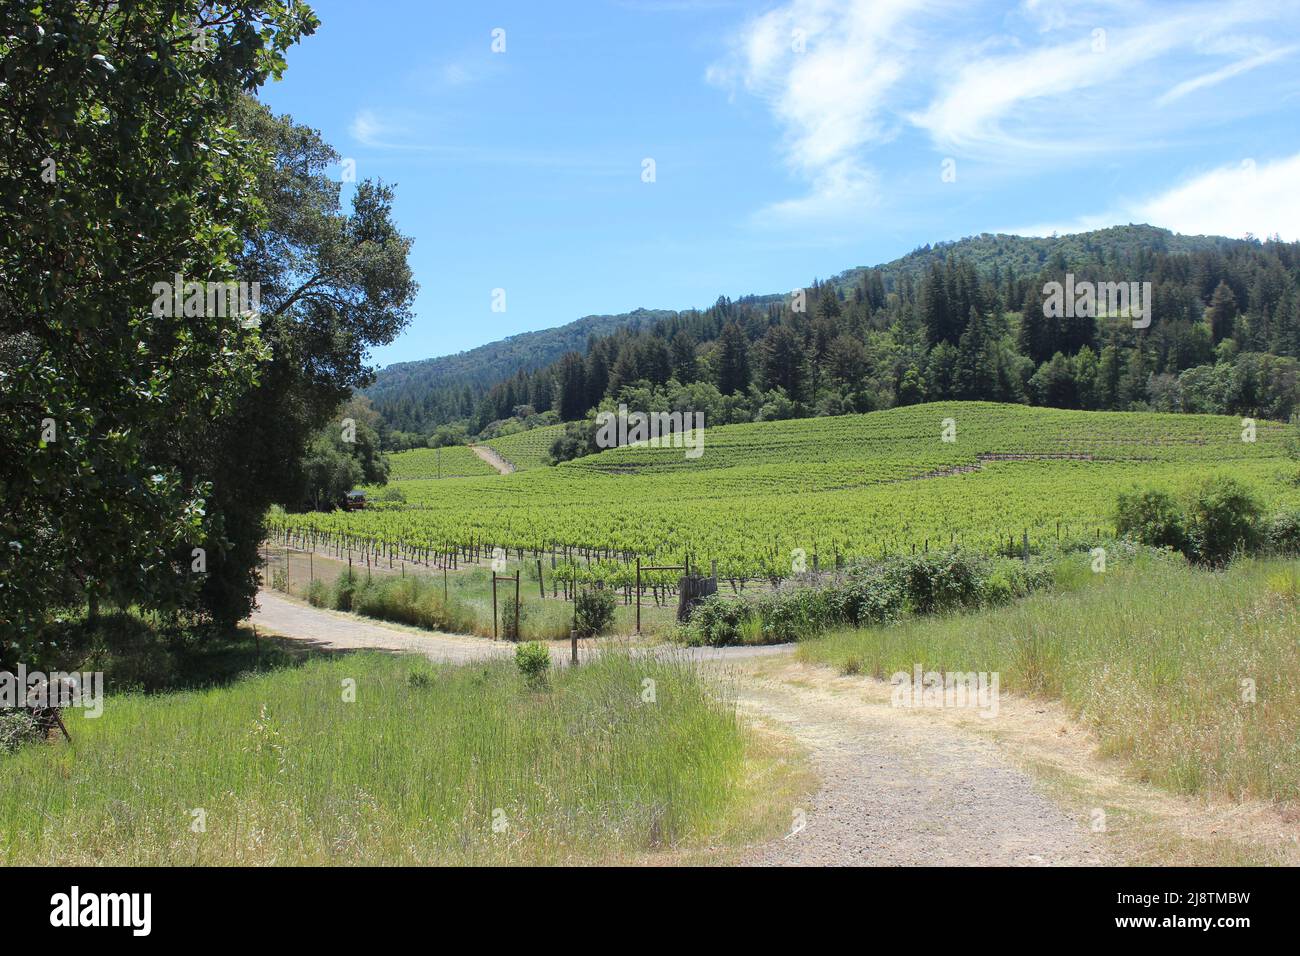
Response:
[515,641,551,688]
[1184,477,1264,566]
[756,584,839,641]
[1268,509,1300,555]
[500,596,526,641]
[982,559,1055,607]
[333,569,363,611]
[574,587,617,638]
[305,578,330,608]
[835,573,905,626]
[1115,487,1188,553]
[0,711,43,755]
[683,595,753,646]
[683,551,1057,646]
[885,552,986,614]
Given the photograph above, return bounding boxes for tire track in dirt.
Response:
[727,659,1106,866]
[469,443,515,475]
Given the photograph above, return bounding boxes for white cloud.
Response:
[349,109,389,147]
[1155,45,1298,106]
[912,5,1283,156]
[1007,152,1300,241]
[708,0,936,223]
[1137,154,1300,240]
[712,0,1299,223]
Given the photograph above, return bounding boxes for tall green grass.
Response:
[801,558,1300,802]
[309,568,614,641]
[0,651,754,865]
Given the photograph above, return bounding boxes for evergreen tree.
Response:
[1097,344,1124,409]
[715,321,751,395]
[953,307,998,400]
[554,352,588,421]
[669,330,698,383]
[1207,280,1239,344]
[759,324,804,396]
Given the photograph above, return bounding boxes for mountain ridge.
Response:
[367,224,1261,435]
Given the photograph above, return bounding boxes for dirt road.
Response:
[731,659,1104,866]
[252,589,789,665]
[250,590,1104,866]
[469,443,515,475]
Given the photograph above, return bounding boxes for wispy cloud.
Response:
[911,4,1283,156]
[1155,44,1298,106]
[348,108,629,174]
[711,0,1299,223]
[349,109,390,147]
[707,0,937,224]
[407,54,506,94]
[1007,152,1300,241]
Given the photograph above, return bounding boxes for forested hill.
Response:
[822,224,1241,299]
[370,224,1294,440]
[367,308,678,431]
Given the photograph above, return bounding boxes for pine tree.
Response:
[1097,344,1124,409]
[1207,280,1239,344]
[759,324,804,396]
[954,307,998,399]
[669,330,698,383]
[715,321,751,396]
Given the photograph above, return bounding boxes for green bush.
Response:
[1116,487,1188,553]
[574,587,616,638]
[982,559,1055,607]
[834,574,905,626]
[1185,477,1264,566]
[305,578,330,608]
[333,569,364,611]
[683,595,754,646]
[0,711,43,755]
[1116,478,1266,566]
[1267,510,1300,555]
[884,552,986,614]
[500,596,526,641]
[515,641,551,687]
[683,551,1055,647]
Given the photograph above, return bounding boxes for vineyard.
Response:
[483,425,566,471]
[270,402,1300,585]
[388,445,500,480]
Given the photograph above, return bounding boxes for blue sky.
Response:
[258,0,1300,367]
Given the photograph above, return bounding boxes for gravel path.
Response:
[250,589,789,666]
[250,591,1101,866]
[251,590,517,663]
[468,443,515,475]
[733,662,1105,866]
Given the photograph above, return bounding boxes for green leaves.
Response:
[0,1,316,637]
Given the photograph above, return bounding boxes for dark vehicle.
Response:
[344,490,366,511]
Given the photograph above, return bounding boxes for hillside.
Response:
[821,224,1242,299]
[368,224,1298,441]
[367,308,678,433]
[273,402,1300,581]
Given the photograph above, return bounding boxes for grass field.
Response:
[274,403,1300,581]
[801,556,1300,803]
[0,650,797,865]
[388,445,499,480]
